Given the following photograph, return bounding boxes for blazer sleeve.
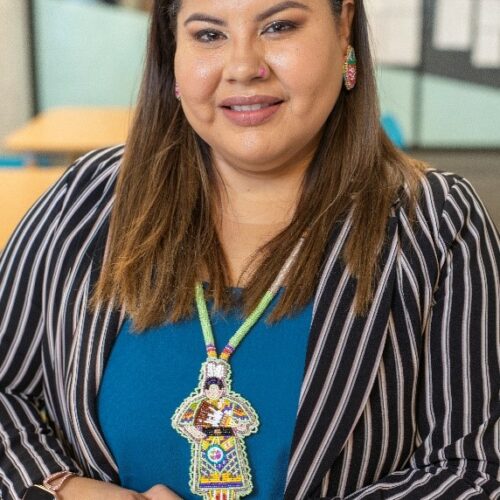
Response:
[0,162,84,499]
[331,177,500,499]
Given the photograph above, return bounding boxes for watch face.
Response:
[22,485,56,500]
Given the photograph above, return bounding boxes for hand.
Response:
[206,407,224,426]
[143,484,183,499]
[57,476,147,499]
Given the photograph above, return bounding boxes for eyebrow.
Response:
[183,1,311,27]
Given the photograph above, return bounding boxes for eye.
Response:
[263,20,297,34]
[194,29,226,43]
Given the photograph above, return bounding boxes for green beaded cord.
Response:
[195,283,276,361]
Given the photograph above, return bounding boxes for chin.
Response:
[224,148,290,170]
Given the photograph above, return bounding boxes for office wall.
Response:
[368,0,500,148]
[377,68,418,147]
[34,0,148,110]
[420,75,500,148]
[0,0,33,154]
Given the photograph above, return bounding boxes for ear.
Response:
[338,0,355,51]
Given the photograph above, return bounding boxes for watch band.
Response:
[43,471,77,492]
[22,485,56,500]
[22,471,78,500]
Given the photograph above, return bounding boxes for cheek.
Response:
[268,41,343,113]
[175,50,221,105]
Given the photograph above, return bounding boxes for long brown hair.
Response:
[92,0,425,330]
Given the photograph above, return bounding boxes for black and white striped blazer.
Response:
[0,146,499,499]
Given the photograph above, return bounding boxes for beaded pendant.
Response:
[172,358,259,499]
[172,237,305,498]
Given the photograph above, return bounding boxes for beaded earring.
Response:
[174,82,181,100]
[343,45,357,91]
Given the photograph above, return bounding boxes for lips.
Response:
[219,95,283,109]
[219,95,284,126]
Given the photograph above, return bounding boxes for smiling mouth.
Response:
[223,102,283,112]
[221,100,284,126]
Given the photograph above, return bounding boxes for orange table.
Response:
[0,167,66,248]
[3,107,133,157]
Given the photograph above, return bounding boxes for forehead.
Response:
[177,0,321,17]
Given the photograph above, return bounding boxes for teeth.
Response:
[230,103,272,111]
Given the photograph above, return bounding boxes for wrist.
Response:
[55,475,88,500]
[22,472,81,500]
[43,471,79,494]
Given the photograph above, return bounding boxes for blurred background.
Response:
[0,0,499,248]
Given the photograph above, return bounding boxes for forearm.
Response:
[58,477,183,500]
[57,476,146,500]
[0,392,82,499]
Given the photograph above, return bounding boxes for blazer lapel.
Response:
[65,216,123,482]
[284,213,399,499]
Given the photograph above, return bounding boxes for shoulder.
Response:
[47,145,124,239]
[412,169,469,224]
[1,145,124,255]
[59,145,124,209]
[397,167,498,265]
[417,169,478,217]
[397,168,489,233]
[416,169,495,241]
[42,145,125,267]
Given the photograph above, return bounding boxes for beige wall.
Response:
[0,0,33,154]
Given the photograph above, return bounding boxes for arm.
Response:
[0,148,185,500]
[0,151,156,500]
[327,177,500,499]
[172,397,207,441]
[0,161,86,499]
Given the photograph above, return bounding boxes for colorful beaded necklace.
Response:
[171,237,304,500]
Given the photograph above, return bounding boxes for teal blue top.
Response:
[97,291,313,499]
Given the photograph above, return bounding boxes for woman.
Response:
[0,0,498,498]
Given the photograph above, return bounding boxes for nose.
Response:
[223,39,267,84]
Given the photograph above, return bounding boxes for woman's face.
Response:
[205,384,224,400]
[174,0,354,174]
